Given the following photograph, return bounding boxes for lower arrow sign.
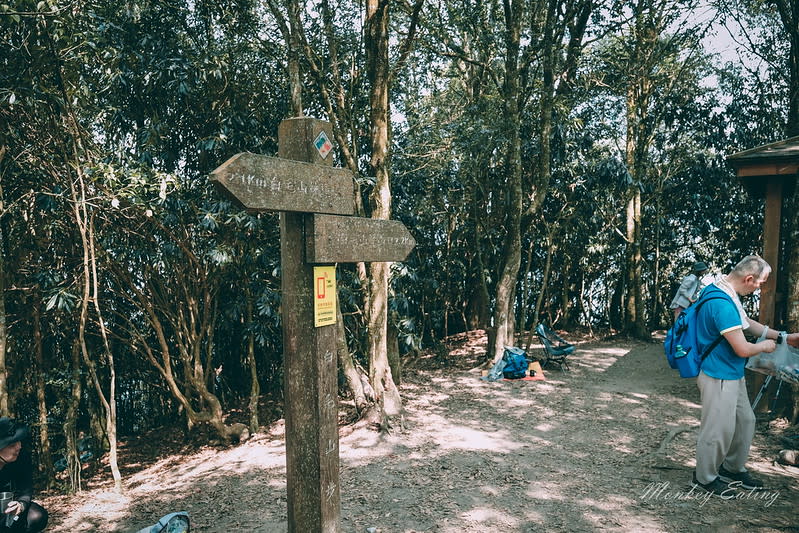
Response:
[305,214,416,264]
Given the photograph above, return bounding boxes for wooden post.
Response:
[760,178,782,326]
[279,118,341,533]
[209,118,414,533]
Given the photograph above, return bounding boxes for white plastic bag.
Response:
[747,328,799,383]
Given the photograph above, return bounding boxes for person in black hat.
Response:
[669,261,710,320]
[0,418,47,532]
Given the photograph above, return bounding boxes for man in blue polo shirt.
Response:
[693,255,799,495]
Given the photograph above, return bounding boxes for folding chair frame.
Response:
[535,323,575,371]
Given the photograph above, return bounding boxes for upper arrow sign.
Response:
[210,152,354,215]
[305,214,416,263]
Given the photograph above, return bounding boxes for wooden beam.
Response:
[736,163,799,177]
[305,214,416,263]
[759,178,782,326]
[210,152,354,215]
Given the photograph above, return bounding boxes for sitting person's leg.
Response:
[24,502,48,532]
[5,502,48,532]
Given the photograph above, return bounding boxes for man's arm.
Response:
[743,317,771,339]
[744,317,799,348]
[723,328,776,358]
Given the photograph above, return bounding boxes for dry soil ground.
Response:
[40,331,798,532]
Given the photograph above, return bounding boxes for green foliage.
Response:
[0,0,792,473]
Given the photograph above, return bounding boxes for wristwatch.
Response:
[777,331,787,344]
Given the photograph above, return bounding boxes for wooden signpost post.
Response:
[210,117,415,533]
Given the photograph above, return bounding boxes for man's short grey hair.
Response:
[731,255,771,279]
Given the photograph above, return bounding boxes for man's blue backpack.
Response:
[481,346,529,381]
[502,347,529,379]
[664,286,733,378]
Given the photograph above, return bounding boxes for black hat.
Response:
[0,418,28,450]
[692,261,708,273]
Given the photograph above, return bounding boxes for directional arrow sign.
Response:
[210,152,354,215]
[305,214,416,263]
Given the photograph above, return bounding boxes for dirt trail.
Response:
[42,337,798,532]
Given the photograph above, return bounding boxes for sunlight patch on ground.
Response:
[429,424,526,451]
[579,356,625,371]
[581,495,663,532]
[339,431,401,457]
[128,440,286,493]
[455,507,520,530]
[595,390,644,405]
[674,397,701,410]
[389,411,528,454]
[605,433,634,454]
[672,418,700,429]
[526,480,565,501]
[337,412,528,467]
[52,490,131,532]
[584,493,638,509]
[597,347,634,356]
[575,345,635,372]
[407,390,450,404]
[619,396,643,405]
[581,491,669,533]
[429,377,460,389]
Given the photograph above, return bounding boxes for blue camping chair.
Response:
[535,323,575,371]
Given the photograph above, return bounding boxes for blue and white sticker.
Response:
[314,131,333,159]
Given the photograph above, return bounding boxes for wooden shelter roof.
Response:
[727,136,799,196]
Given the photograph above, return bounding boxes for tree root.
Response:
[655,425,697,456]
[639,425,698,467]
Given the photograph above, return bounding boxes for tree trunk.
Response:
[32,299,54,487]
[115,262,232,441]
[466,202,490,330]
[578,271,594,336]
[490,0,525,363]
[560,259,572,327]
[246,294,260,434]
[337,301,369,412]
[623,80,649,339]
[517,240,536,337]
[444,213,454,337]
[525,233,555,350]
[64,340,82,493]
[365,0,402,429]
[70,164,123,490]
[287,0,303,116]
[89,219,122,490]
[610,273,625,330]
[387,317,401,386]
[0,159,8,416]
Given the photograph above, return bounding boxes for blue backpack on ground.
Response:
[664,285,733,378]
[482,346,529,381]
[501,346,529,379]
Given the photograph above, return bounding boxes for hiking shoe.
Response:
[692,472,730,495]
[718,465,764,489]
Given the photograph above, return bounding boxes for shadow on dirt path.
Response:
[42,337,798,532]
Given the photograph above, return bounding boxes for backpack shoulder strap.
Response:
[692,286,737,362]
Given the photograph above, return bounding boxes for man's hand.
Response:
[786,333,799,348]
[757,339,777,354]
[5,500,23,517]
